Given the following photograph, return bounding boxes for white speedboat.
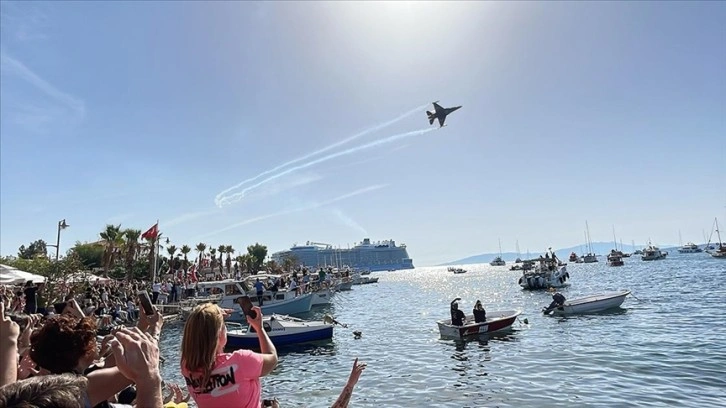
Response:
[678,242,702,253]
[311,288,334,306]
[641,243,667,261]
[542,290,631,316]
[195,278,314,321]
[436,310,521,339]
[225,314,334,348]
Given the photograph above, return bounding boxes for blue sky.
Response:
[1,1,724,266]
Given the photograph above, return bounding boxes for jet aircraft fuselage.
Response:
[426,101,461,127]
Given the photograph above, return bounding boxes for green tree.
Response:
[18,239,48,259]
[209,247,217,270]
[99,224,124,277]
[166,245,178,275]
[247,243,268,273]
[224,245,234,275]
[68,241,104,269]
[281,253,298,272]
[180,245,192,271]
[217,245,225,274]
[195,243,206,269]
[123,229,141,281]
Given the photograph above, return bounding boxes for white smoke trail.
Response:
[214,103,430,206]
[331,208,368,236]
[216,127,437,207]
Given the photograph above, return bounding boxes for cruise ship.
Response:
[271,238,414,272]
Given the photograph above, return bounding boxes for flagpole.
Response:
[153,219,159,282]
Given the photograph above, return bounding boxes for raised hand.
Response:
[0,301,19,344]
[110,327,160,382]
[347,358,367,387]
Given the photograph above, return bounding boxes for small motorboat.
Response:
[436,310,521,339]
[226,314,334,348]
[542,290,631,316]
[447,267,467,274]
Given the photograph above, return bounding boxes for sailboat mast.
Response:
[716,218,723,249]
[612,225,617,250]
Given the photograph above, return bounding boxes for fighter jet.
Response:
[426,101,462,127]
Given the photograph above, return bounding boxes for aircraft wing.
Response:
[433,102,444,114]
[438,116,446,127]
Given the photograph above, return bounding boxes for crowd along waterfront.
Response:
[156,253,725,407]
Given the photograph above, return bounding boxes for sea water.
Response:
[159,254,726,407]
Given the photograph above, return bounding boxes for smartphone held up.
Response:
[235,296,257,319]
[137,291,155,316]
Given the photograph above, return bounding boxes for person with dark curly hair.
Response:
[30,314,99,374]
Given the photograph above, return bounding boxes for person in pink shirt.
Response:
[180,303,278,408]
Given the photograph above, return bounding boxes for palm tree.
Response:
[225,245,234,275]
[217,245,225,274]
[166,245,178,275]
[209,247,217,270]
[180,245,192,273]
[100,224,124,277]
[195,243,206,270]
[123,229,141,281]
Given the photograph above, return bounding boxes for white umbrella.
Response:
[0,264,46,285]
[66,272,111,284]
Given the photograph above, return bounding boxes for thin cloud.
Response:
[165,210,217,228]
[0,52,86,120]
[201,184,388,239]
[0,1,49,42]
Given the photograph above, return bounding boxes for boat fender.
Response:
[565,272,570,280]
[519,277,523,285]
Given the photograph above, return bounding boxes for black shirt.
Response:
[473,308,487,323]
[451,308,466,326]
[23,286,37,304]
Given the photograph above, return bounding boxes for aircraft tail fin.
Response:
[427,111,434,125]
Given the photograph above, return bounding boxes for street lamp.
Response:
[47,219,69,261]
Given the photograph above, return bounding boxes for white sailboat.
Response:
[490,238,506,266]
[709,218,726,259]
[582,221,598,263]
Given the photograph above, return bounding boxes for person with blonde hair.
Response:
[180,303,277,408]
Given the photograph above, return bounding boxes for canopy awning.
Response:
[0,264,46,285]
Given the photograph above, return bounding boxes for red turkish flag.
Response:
[141,223,159,240]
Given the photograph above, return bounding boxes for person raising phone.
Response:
[180,303,277,408]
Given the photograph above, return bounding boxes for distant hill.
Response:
[442,241,679,265]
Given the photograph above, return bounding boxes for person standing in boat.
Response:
[450,298,466,326]
[473,300,486,323]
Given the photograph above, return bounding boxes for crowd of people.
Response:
[0,277,366,407]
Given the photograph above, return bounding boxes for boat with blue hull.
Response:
[225,315,334,348]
